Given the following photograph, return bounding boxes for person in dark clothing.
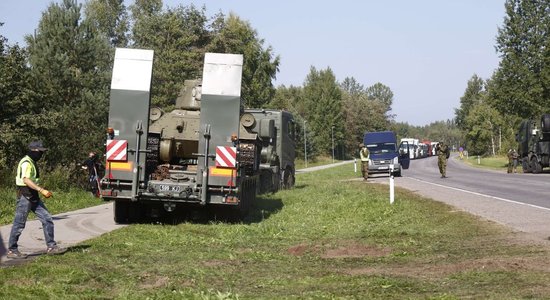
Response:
[82,152,103,197]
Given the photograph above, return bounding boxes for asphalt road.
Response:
[0,202,125,263]
[3,156,550,263]
[367,155,550,242]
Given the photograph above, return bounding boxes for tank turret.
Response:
[176,79,202,110]
[148,80,203,165]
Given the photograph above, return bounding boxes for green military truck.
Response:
[100,49,295,223]
[516,114,550,173]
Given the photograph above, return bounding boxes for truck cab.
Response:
[364,131,410,176]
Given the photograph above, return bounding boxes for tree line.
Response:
[392,0,548,156]
[0,0,394,187]
[454,0,549,156]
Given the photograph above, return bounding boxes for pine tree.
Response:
[0,31,34,169]
[25,0,111,168]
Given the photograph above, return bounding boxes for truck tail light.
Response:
[101,189,117,197]
[224,196,239,203]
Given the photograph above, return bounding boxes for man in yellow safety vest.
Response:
[7,141,66,259]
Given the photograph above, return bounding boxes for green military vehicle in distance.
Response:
[242,109,296,191]
[516,114,550,173]
[100,49,295,223]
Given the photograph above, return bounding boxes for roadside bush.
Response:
[42,165,88,191]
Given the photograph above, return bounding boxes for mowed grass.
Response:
[2,165,550,299]
[295,155,338,170]
[461,155,510,171]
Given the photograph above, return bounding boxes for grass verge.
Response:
[1,164,550,299]
[461,155,510,171]
[295,155,340,170]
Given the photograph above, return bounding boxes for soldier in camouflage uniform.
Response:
[436,142,450,178]
[507,149,519,173]
[359,143,370,181]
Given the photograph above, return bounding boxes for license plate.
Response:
[379,161,386,164]
[158,184,181,192]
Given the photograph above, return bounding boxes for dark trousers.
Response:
[9,195,56,251]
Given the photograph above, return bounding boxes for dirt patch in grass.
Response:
[342,255,550,278]
[202,259,227,267]
[138,273,170,289]
[202,259,248,268]
[321,242,391,259]
[287,243,313,256]
[287,240,391,259]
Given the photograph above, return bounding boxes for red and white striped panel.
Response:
[106,140,128,161]
[215,146,237,168]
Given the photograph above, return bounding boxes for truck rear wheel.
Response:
[114,200,129,224]
[522,158,532,173]
[281,167,295,189]
[114,200,140,224]
[541,114,550,132]
[531,156,543,173]
[231,177,255,221]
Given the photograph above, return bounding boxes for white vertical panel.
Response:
[111,48,154,92]
[202,53,243,97]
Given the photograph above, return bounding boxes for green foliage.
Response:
[341,77,391,154]
[455,1,548,156]
[24,0,111,171]
[488,0,549,118]
[301,67,344,156]
[84,0,130,47]
[131,2,210,108]
[0,41,34,170]
[455,74,485,130]
[207,14,280,109]
[366,82,394,116]
[465,103,503,155]
[391,120,464,149]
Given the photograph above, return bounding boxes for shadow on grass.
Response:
[245,196,283,224]
[122,196,284,225]
[292,184,308,190]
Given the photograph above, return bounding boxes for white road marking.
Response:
[407,176,550,212]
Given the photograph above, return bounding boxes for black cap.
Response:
[28,140,48,151]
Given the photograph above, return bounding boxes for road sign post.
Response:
[389,164,395,204]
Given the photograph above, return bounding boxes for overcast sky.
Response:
[0,0,507,126]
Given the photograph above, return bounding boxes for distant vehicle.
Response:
[516,114,550,173]
[419,143,428,158]
[421,140,433,157]
[400,138,418,159]
[430,142,438,156]
[364,131,410,176]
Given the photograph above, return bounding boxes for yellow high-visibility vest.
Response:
[15,155,39,186]
[360,148,370,162]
